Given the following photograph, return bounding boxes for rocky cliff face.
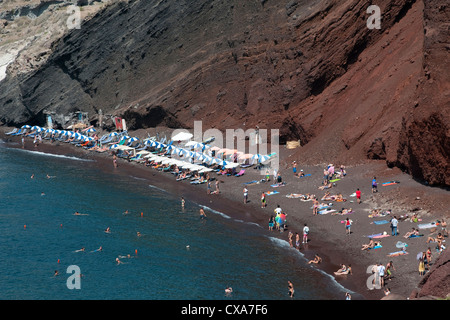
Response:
[0,0,448,186]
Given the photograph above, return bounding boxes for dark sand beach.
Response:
[1,127,448,300]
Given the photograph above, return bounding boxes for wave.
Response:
[199,205,231,219]
[148,184,166,193]
[14,149,93,162]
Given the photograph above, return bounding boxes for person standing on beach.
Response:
[356,188,361,204]
[199,208,207,219]
[292,161,297,176]
[243,187,248,204]
[113,154,118,168]
[372,177,378,193]
[261,192,267,208]
[345,218,352,235]
[312,198,319,215]
[390,216,398,236]
[303,224,309,243]
[21,136,25,148]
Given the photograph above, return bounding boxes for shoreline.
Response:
[2,127,449,300]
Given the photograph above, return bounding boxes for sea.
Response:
[0,143,356,300]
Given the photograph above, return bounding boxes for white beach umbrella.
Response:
[171,131,193,142]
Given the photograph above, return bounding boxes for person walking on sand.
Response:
[356,188,362,204]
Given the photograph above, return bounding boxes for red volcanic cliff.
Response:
[0,0,448,186]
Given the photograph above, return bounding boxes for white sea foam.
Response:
[199,205,231,219]
[148,184,166,193]
[15,149,93,162]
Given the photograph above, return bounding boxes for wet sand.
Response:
[2,127,448,300]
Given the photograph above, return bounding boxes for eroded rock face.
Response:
[411,249,450,299]
[0,0,448,187]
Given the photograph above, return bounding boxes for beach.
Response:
[1,126,448,300]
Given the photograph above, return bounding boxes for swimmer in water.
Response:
[91,246,102,253]
[288,281,295,298]
[225,287,233,295]
[116,257,123,265]
[137,232,142,237]
[74,247,85,252]
[104,227,111,234]
[200,208,206,219]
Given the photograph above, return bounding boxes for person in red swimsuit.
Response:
[356,188,361,204]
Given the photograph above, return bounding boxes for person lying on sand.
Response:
[332,208,353,215]
[334,264,352,276]
[318,183,332,190]
[403,228,419,238]
[361,240,381,251]
[308,255,322,264]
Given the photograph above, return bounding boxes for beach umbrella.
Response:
[31,125,41,131]
[171,131,193,142]
[86,128,96,134]
[225,162,240,169]
[213,159,228,166]
[110,144,119,149]
[251,154,264,162]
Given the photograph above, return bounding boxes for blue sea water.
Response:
[0,145,350,300]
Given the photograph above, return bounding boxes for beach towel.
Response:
[265,191,279,196]
[243,180,258,185]
[387,251,408,257]
[299,174,311,178]
[369,245,383,250]
[418,222,436,229]
[382,181,400,186]
[271,183,286,188]
[373,220,389,225]
[329,179,340,183]
[408,234,424,238]
[319,209,336,215]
